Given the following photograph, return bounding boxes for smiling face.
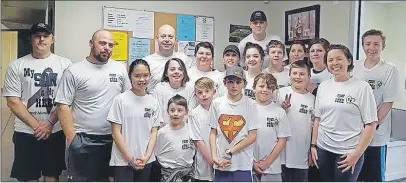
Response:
[157,25,176,53]
[326,49,351,77]
[130,64,150,92]
[223,51,239,69]
[254,78,274,103]
[362,35,384,61]
[309,43,326,65]
[289,44,306,63]
[290,67,309,90]
[196,47,213,71]
[167,60,185,85]
[245,48,262,70]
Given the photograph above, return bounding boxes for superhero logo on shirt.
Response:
[218,114,246,143]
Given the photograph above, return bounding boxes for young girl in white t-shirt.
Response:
[155,94,195,182]
[253,73,291,182]
[153,58,195,126]
[107,59,162,182]
[243,42,265,100]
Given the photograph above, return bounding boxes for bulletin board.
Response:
[102,6,215,65]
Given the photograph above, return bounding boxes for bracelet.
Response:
[310,144,317,148]
[128,156,135,166]
[47,119,55,126]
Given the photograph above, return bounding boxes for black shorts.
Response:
[357,145,387,182]
[113,163,152,182]
[10,131,66,181]
[66,133,113,182]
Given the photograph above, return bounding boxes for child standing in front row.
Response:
[253,73,291,182]
[155,95,196,182]
[107,59,162,182]
[189,77,217,182]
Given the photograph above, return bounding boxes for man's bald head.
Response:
[91,29,113,42]
[157,24,176,56]
[89,29,114,63]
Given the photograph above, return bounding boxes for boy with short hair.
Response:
[277,60,315,182]
[209,66,259,182]
[154,94,195,182]
[189,77,217,182]
[353,29,399,182]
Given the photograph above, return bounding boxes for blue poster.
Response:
[128,38,150,64]
[177,15,195,41]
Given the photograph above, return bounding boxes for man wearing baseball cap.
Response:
[209,66,259,181]
[238,10,287,70]
[3,22,72,181]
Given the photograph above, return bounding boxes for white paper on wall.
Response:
[103,7,133,31]
[196,16,214,42]
[132,10,154,39]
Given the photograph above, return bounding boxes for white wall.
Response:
[54,1,354,70]
[360,1,406,109]
[1,23,9,29]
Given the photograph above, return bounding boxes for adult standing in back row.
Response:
[238,10,287,70]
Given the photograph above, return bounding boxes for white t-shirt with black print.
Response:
[314,77,378,154]
[310,68,332,85]
[209,95,260,172]
[352,59,399,146]
[155,123,195,169]
[55,59,131,135]
[107,91,162,166]
[243,70,258,100]
[189,105,214,181]
[188,67,223,99]
[277,86,315,169]
[3,54,72,134]
[254,102,291,174]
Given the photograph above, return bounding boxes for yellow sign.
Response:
[110,31,128,61]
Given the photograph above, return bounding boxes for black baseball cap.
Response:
[250,11,267,22]
[29,23,53,36]
[223,45,240,58]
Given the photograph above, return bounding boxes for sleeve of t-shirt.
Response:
[359,83,378,124]
[55,69,76,105]
[208,103,218,130]
[247,103,260,131]
[154,130,165,157]
[3,61,21,97]
[382,66,399,103]
[107,95,123,125]
[188,111,203,140]
[153,99,163,127]
[314,84,323,118]
[277,109,292,138]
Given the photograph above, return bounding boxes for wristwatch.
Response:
[128,157,135,166]
[225,149,232,156]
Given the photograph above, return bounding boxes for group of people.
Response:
[3,10,399,182]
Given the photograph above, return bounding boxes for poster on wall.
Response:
[196,16,214,42]
[229,24,252,43]
[178,41,196,57]
[110,31,128,61]
[103,7,133,31]
[129,38,150,64]
[177,15,196,41]
[132,11,154,39]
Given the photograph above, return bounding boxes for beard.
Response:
[91,47,110,63]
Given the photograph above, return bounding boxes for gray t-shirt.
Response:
[3,53,72,134]
[55,59,131,135]
[314,77,378,154]
[155,123,195,169]
[108,91,161,166]
[352,59,399,146]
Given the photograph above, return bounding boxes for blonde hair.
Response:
[253,73,278,91]
[195,77,215,90]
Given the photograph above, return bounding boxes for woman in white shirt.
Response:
[107,59,162,182]
[310,44,378,182]
[243,42,265,100]
[153,58,195,125]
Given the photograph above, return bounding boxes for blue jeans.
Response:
[316,147,364,182]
